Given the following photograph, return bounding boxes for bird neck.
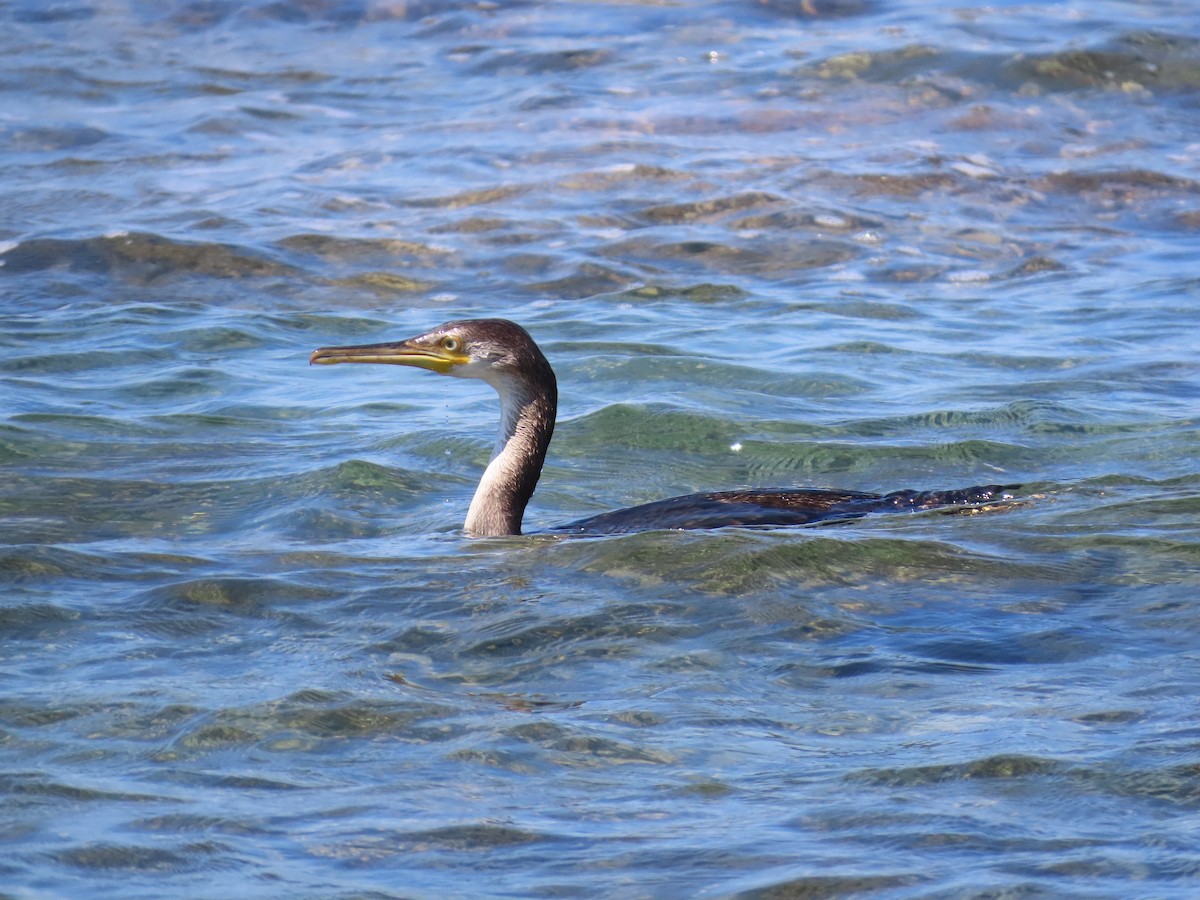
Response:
[463,375,556,537]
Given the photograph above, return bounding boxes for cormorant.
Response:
[311,318,1015,536]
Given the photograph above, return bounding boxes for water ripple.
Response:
[3,1,1200,898]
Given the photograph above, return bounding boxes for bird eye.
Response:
[442,336,460,352]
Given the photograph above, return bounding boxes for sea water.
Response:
[3,1,1200,897]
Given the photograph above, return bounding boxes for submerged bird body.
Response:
[311,319,1014,537]
[554,485,1008,535]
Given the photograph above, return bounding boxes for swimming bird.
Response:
[310,318,1015,536]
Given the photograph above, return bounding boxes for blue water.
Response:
[3,1,1200,897]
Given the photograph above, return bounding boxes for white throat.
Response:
[461,371,549,537]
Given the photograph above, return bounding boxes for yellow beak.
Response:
[309,338,468,375]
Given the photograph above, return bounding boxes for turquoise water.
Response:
[3,1,1200,897]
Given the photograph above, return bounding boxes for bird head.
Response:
[310,318,554,395]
